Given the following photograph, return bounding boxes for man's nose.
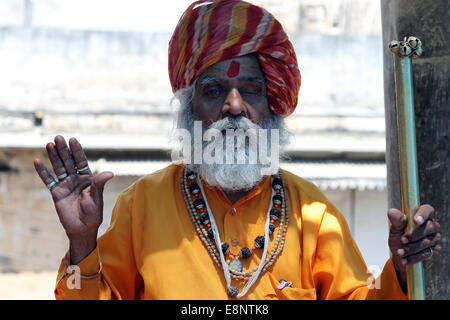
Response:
[222,88,246,116]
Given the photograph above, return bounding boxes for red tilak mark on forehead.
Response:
[227,60,240,78]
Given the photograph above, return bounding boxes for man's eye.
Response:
[204,87,222,97]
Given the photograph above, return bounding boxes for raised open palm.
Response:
[34,135,114,240]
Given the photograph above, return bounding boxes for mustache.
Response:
[207,116,261,132]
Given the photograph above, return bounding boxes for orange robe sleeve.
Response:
[54,185,142,300]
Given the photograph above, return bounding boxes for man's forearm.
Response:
[69,232,98,265]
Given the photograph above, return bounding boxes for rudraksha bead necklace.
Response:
[181,166,289,298]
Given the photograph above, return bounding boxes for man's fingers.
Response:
[401,244,441,266]
[46,142,67,180]
[33,158,57,187]
[90,172,114,201]
[398,232,441,257]
[54,135,77,174]
[413,204,434,226]
[69,138,92,176]
[388,208,407,234]
[403,218,440,243]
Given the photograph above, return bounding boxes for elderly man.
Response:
[34,0,440,300]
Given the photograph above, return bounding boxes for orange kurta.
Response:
[55,162,407,300]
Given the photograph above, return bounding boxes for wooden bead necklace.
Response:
[181,166,289,298]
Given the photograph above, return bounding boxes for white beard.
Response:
[197,116,268,192]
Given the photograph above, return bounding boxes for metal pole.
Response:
[389,36,425,300]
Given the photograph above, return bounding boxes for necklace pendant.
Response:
[229,258,243,273]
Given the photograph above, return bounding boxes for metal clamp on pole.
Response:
[389,36,425,300]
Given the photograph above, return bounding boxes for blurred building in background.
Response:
[0,0,389,298]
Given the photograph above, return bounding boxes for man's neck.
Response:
[224,189,249,205]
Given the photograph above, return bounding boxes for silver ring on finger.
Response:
[429,247,434,258]
[57,172,68,180]
[46,180,57,190]
[77,165,90,174]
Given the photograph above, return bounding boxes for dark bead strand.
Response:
[182,171,221,267]
[262,172,288,274]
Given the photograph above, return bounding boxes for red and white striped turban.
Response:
[168,0,301,116]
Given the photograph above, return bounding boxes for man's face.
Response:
[192,54,270,127]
